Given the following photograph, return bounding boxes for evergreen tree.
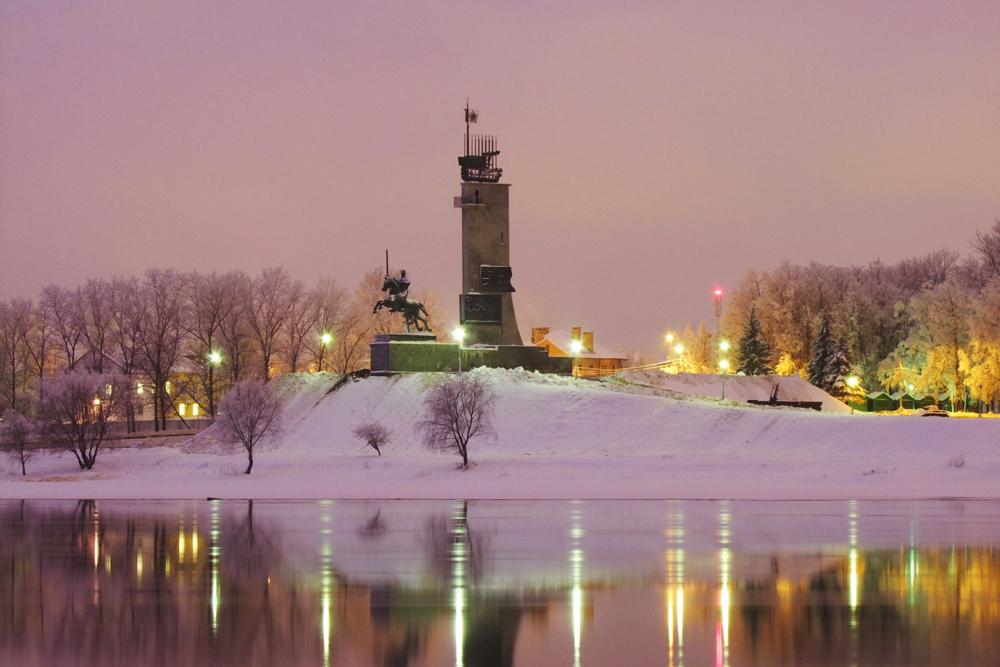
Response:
[807,317,836,391]
[826,341,854,399]
[736,305,772,376]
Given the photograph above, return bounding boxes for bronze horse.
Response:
[373,275,432,333]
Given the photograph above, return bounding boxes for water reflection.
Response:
[1,499,1000,666]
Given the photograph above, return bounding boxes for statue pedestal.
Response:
[370,333,460,376]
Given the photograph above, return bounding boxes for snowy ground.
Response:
[1,370,996,500]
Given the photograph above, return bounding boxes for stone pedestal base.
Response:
[370,333,460,375]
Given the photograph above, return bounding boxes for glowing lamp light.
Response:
[846,376,860,388]
[208,351,222,365]
[719,359,729,370]
[665,333,675,343]
[714,289,723,296]
[320,333,332,345]
[93,398,101,406]
[453,327,465,343]
[571,340,584,354]
[719,340,730,352]
[674,344,684,355]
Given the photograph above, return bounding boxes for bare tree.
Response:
[309,278,347,373]
[40,285,86,371]
[109,277,144,432]
[330,300,373,376]
[136,269,186,431]
[2,409,37,476]
[248,268,296,380]
[420,374,497,467]
[353,421,392,455]
[79,279,115,372]
[185,271,239,419]
[38,370,130,470]
[218,272,256,384]
[0,299,34,413]
[280,279,316,374]
[973,218,1000,277]
[217,379,283,474]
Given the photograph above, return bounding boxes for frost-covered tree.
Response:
[735,305,772,376]
[421,373,496,468]
[680,321,716,373]
[2,409,37,476]
[826,341,854,399]
[353,421,392,455]
[807,317,836,390]
[217,378,284,474]
[38,370,130,470]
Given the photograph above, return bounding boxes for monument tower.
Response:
[455,103,523,346]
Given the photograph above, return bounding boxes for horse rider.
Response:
[392,269,411,311]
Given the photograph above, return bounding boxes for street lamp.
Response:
[320,333,332,345]
[453,327,465,344]
[673,344,684,355]
[209,351,222,365]
[719,340,730,352]
[571,340,584,354]
[846,376,860,414]
[665,333,674,344]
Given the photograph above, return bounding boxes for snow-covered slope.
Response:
[617,369,851,412]
[4,369,997,500]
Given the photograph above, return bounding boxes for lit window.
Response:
[178,404,186,416]
[192,404,199,417]
[137,383,144,395]
[165,381,172,395]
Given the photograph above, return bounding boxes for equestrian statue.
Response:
[373,268,432,333]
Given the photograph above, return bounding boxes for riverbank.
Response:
[2,370,996,500]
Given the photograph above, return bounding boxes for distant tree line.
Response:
[708,219,1000,407]
[0,267,446,427]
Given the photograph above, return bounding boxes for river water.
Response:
[1,499,998,666]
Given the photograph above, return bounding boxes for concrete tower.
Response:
[455,105,523,346]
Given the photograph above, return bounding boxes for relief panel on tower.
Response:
[461,294,503,324]
[480,266,515,292]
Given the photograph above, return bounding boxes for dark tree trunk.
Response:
[245,455,253,474]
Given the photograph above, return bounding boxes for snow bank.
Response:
[617,369,851,412]
[2,369,997,500]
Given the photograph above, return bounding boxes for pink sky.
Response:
[2,1,999,354]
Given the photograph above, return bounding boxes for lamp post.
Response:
[714,289,724,334]
[719,359,729,399]
[453,327,465,372]
[207,351,222,420]
[979,384,983,418]
[846,376,860,415]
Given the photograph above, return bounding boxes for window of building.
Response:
[193,404,199,417]
[178,403,186,416]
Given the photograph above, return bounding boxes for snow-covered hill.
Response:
[3,369,996,500]
[617,369,851,412]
